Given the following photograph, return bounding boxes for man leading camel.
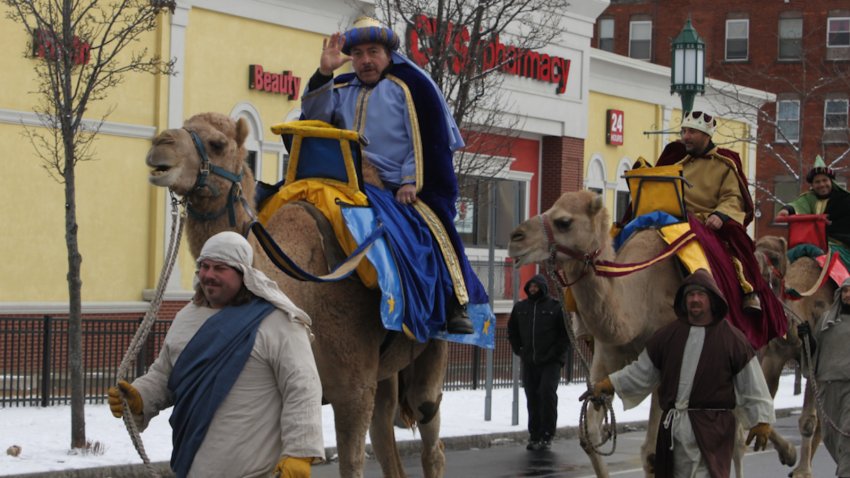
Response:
[108,231,324,478]
[655,111,787,349]
[798,277,850,478]
[582,269,774,478]
[300,17,489,338]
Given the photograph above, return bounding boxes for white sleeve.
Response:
[610,350,660,410]
[733,357,776,428]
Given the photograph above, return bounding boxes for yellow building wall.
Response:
[0,5,163,302]
[1,4,335,302]
[0,123,155,301]
[184,8,324,147]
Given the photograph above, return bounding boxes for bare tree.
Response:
[704,27,850,212]
[374,0,571,192]
[3,0,174,449]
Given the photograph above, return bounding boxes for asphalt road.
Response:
[313,412,837,478]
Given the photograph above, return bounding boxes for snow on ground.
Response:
[0,374,803,476]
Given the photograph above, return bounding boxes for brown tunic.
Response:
[646,318,755,477]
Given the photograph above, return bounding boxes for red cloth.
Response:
[688,215,788,349]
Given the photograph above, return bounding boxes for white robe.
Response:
[132,303,324,477]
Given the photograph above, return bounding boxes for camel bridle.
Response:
[183,127,253,227]
[539,214,600,287]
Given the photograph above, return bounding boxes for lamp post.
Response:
[670,19,705,114]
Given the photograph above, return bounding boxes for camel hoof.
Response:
[777,445,797,467]
[646,453,655,474]
[790,470,813,478]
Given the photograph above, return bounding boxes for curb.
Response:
[5,407,800,478]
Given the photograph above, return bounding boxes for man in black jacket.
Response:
[508,275,570,451]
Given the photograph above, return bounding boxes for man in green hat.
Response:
[777,156,850,262]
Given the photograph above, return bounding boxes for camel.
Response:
[757,249,834,478]
[144,112,447,478]
[508,190,683,477]
[508,191,791,477]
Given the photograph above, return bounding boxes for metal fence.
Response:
[0,315,590,407]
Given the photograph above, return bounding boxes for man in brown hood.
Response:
[581,269,774,477]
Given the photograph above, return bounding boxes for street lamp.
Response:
[670,19,705,114]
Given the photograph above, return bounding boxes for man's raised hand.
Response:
[319,32,350,76]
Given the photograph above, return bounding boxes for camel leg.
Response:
[370,375,406,478]
[331,382,378,478]
[759,339,798,467]
[417,407,445,478]
[641,393,662,477]
[732,422,746,478]
[402,340,447,478]
[791,381,819,478]
[578,400,612,477]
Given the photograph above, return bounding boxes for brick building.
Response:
[592,0,850,237]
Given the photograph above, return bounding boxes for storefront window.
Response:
[456,176,526,249]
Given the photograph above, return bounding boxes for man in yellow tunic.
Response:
[655,111,787,349]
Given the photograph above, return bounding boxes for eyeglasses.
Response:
[690,111,714,124]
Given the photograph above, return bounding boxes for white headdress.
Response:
[196,231,312,331]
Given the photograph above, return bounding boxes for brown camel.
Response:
[508,191,786,477]
[508,190,683,477]
[758,249,833,478]
[145,112,447,478]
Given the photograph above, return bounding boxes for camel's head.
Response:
[755,235,787,296]
[508,190,610,268]
[146,112,250,196]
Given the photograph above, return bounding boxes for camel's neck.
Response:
[185,176,256,259]
[560,246,642,346]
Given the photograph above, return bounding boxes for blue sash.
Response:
[167,298,275,477]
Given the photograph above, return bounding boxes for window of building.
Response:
[629,21,652,60]
[773,177,801,219]
[456,176,527,249]
[726,19,749,61]
[828,17,850,47]
[245,151,258,178]
[776,100,800,143]
[585,156,606,202]
[825,99,849,130]
[614,160,632,223]
[598,18,614,52]
[778,16,803,60]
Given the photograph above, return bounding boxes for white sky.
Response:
[0,374,803,476]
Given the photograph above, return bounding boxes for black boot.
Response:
[446,299,474,334]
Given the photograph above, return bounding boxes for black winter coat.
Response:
[507,275,570,366]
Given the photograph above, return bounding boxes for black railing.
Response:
[0,315,589,407]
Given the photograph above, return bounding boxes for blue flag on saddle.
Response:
[167,299,275,477]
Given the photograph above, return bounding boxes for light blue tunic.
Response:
[301,60,417,189]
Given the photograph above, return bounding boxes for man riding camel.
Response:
[299,17,491,339]
[778,155,850,267]
[653,111,787,349]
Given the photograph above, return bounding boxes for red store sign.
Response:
[606,109,624,146]
[406,14,571,95]
[249,64,301,100]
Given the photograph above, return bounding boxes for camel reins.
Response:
[182,129,384,283]
[540,215,600,287]
[184,128,253,227]
[538,213,698,286]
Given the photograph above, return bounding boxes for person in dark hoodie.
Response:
[581,269,774,477]
[508,275,570,451]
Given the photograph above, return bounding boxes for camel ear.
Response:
[235,117,249,148]
[588,194,604,217]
